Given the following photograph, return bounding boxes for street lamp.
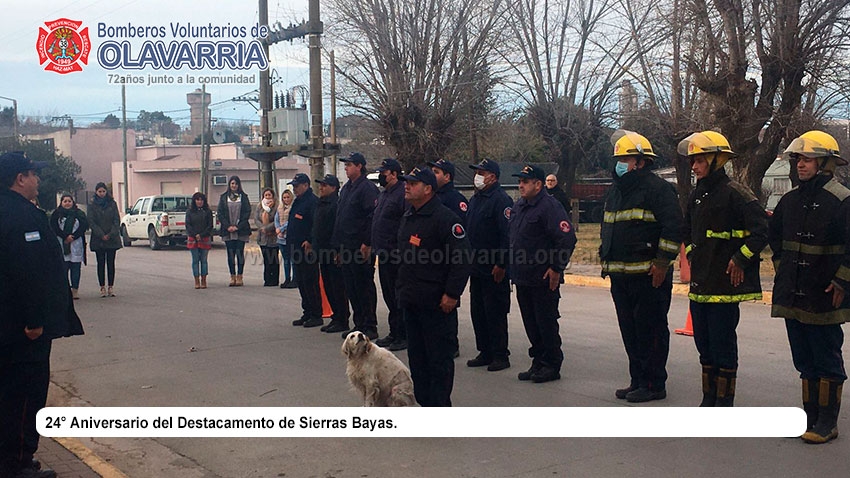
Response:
[0,95,18,139]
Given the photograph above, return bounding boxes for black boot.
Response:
[802,378,842,444]
[715,367,736,407]
[802,378,819,433]
[699,365,717,407]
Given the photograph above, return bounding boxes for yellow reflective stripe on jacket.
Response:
[688,292,763,303]
[740,244,754,259]
[685,244,693,255]
[706,229,751,240]
[603,209,657,223]
[837,265,850,282]
[782,241,846,256]
[658,238,679,254]
[602,260,653,274]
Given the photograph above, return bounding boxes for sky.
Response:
[0,0,314,128]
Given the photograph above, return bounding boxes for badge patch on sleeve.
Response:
[504,207,511,220]
[559,220,571,233]
[25,231,41,242]
[452,223,466,239]
[459,202,468,212]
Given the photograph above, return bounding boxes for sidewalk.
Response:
[35,438,100,478]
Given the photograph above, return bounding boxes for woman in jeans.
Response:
[274,189,296,288]
[217,175,251,286]
[255,188,280,286]
[50,194,88,299]
[87,182,122,297]
[186,192,213,289]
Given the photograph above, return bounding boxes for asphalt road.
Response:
[45,242,850,477]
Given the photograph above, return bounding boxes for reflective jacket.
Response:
[600,168,683,277]
[683,168,768,302]
[769,174,850,325]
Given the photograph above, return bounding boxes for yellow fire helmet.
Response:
[783,130,847,167]
[611,129,658,161]
[677,130,736,170]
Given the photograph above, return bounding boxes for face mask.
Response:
[615,161,630,177]
[378,174,388,187]
[473,174,486,189]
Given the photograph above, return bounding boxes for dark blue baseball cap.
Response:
[376,158,402,173]
[512,164,545,181]
[0,151,47,180]
[400,165,437,189]
[288,173,310,185]
[315,174,340,188]
[341,152,366,165]
[469,158,500,178]
[426,158,455,178]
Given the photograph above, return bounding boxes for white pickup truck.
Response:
[121,195,206,250]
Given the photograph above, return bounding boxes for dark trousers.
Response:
[320,257,350,325]
[224,240,245,275]
[610,272,672,391]
[469,275,510,360]
[785,319,847,381]
[95,249,117,286]
[341,251,378,333]
[515,285,563,371]
[260,245,280,286]
[378,256,404,339]
[404,306,455,406]
[690,301,740,370]
[292,247,322,321]
[0,349,50,475]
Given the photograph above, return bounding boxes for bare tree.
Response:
[326,0,505,170]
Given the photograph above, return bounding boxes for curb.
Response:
[54,437,128,478]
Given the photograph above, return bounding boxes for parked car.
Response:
[121,195,217,250]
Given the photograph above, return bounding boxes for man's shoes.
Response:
[302,318,323,328]
[466,353,491,367]
[292,317,307,326]
[13,467,57,478]
[375,335,395,347]
[323,321,350,333]
[284,280,298,289]
[615,385,638,400]
[531,367,561,383]
[487,359,510,372]
[387,339,408,351]
[625,388,667,403]
[518,365,538,381]
[363,329,379,340]
[280,281,289,289]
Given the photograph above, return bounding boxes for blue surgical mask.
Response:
[615,161,630,177]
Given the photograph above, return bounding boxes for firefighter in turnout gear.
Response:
[769,130,850,444]
[679,130,768,407]
[601,130,683,403]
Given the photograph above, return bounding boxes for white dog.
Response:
[341,331,416,407]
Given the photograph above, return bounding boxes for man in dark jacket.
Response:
[679,131,768,407]
[509,164,577,383]
[287,173,323,329]
[313,175,350,334]
[769,130,850,443]
[601,130,683,403]
[334,152,380,339]
[1,151,84,478]
[397,166,471,406]
[372,159,408,350]
[465,158,513,372]
[545,174,572,215]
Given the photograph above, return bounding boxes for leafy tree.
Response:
[102,113,121,129]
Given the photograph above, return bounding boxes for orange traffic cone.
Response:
[675,309,694,336]
[319,274,333,319]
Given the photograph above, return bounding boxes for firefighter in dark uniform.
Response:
[334,152,380,339]
[465,158,513,372]
[509,164,577,383]
[397,166,471,406]
[679,130,768,406]
[313,174,351,334]
[769,130,850,443]
[427,158,468,357]
[372,159,408,351]
[287,173,324,328]
[601,130,683,402]
[1,152,84,478]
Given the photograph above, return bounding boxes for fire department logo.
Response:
[559,220,571,233]
[504,207,511,220]
[459,201,468,212]
[451,223,466,239]
[37,18,90,74]
[614,142,620,154]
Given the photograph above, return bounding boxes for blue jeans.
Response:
[190,248,209,277]
[65,261,81,289]
[278,243,294,282]
[225,240,245,275]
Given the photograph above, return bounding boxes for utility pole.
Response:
[200,83,208,195]
[121,85,128,212]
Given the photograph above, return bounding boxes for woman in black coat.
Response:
[50,194,88,299]
[186,192,214,289]
[217,176,251,286]
[87,182,122,297]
